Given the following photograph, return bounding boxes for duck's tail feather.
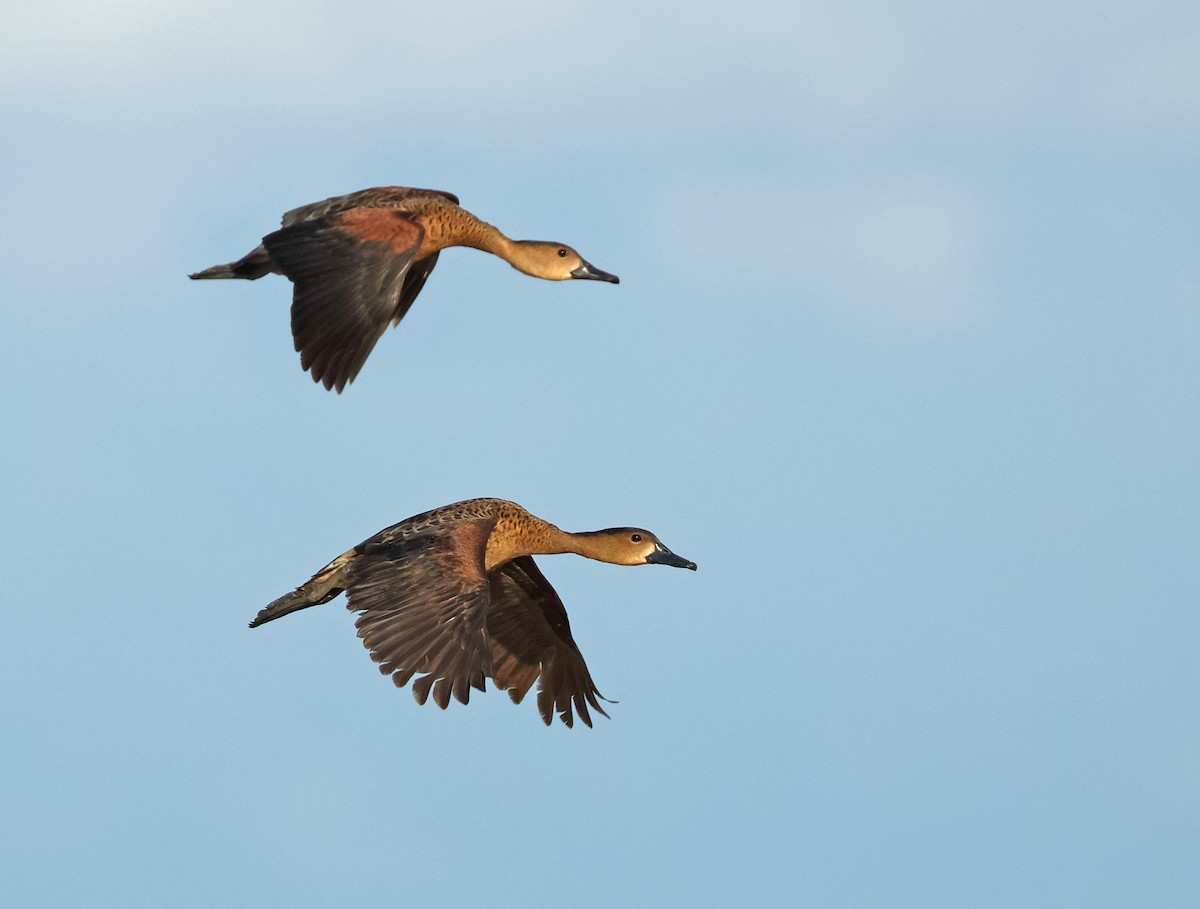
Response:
[190,245,275,281]
[249,552,353,628]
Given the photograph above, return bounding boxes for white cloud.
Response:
[10,1,1191,143]
[0,2,918,129]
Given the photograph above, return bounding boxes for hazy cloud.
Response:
[655,179,989,334]
[1110,33,1200,119]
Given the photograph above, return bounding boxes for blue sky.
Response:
[3,1,1198,905]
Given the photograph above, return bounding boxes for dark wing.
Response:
[262,208,425,392]
[486,556,612,728]
[346,518,497,710]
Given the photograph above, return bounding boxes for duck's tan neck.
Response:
[455,220,516,261]
[422,207,516,261]
[484,512,615,570]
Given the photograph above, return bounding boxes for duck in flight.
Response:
[190,187,619,392]
[250,498,696,728]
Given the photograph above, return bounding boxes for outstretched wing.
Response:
[346,518,497,709]
[262,208,427,392]
[486,556,612,728]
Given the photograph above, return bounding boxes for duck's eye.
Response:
[630,533,642,543]
[557,248,567,257]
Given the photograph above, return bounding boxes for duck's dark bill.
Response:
[646,544,697,570]
[571,260,620,283]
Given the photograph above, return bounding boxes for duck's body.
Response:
[190,187,619,392]
[251,498,695,728]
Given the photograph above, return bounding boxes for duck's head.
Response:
[580,528,697,569]
[512,241,620,283]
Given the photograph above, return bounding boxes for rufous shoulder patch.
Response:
[336,208,423,254]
